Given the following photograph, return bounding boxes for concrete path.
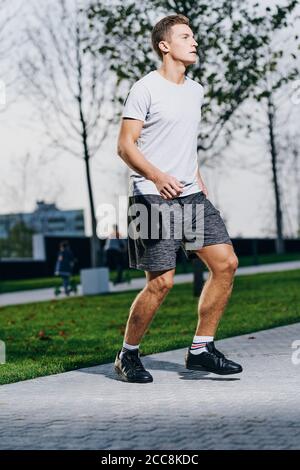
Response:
[1,260,300,307]
[0,323,299,450]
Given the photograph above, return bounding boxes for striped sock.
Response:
[119,341,140,360]
[190,335,214,355]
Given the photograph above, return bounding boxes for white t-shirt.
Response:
[122,70,204,197]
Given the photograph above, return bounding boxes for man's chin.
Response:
[183,58,197,66]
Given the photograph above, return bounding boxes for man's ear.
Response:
[158,41,169,54]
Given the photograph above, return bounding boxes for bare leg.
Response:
[193,244,239,336]
[123,268,175,345]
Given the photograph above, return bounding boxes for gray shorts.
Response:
[127,191,233,271]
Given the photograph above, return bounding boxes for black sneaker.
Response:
[114,348,153,383]
[185,341,243,375]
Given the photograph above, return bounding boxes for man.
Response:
[54,240,75,296]
[114,14,242,383]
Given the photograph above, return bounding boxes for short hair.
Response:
[151,14,190,61]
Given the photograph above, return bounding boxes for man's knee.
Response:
[146,270,174,292]
[222,254,239,274]
[213,254,239,276]
[228,253,239,272]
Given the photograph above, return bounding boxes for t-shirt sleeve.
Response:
[122,82,151,122]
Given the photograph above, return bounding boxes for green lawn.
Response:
[0,269,299,385]
[1,251,300,294]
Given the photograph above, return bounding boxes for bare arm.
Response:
[196,167,208,197]
[117,118,184,199]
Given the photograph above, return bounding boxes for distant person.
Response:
[104,224,127,285]
[54,240,75,295]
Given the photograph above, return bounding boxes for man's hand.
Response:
[153,171,184,200]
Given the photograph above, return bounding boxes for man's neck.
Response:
[157,63,186,85]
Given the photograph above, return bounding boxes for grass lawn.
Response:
[0,269,299,385]
[1,251,300,294]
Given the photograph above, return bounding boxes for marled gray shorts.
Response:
[127,191,233,271]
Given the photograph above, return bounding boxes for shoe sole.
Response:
[114,365,153,383]
[185,363,243,375]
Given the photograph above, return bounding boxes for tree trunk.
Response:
[76,37,103,268]
[83,154,102,267]
[267,96,285,254]
[293,147,300,237]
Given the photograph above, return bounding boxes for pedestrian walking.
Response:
[54,240,75,296]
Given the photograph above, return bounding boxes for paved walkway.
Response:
[0,323,299,449]
[1,260,300,307]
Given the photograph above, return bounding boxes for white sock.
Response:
[119,341,140,359]
[190,335,214,355]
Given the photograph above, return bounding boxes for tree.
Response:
[239,25,299,251]
[0,221,35,258]
[85,0,299,251]
[18,0,119,267]
[86,1,297,151]
[281,131,300,238]
[0,152,64,215]
[0,0,23,113]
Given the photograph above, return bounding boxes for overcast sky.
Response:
[1,0,299,239]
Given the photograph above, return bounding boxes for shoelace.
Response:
[126,353,145,371]
[205,342,225,359]
[212,345,225,359]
